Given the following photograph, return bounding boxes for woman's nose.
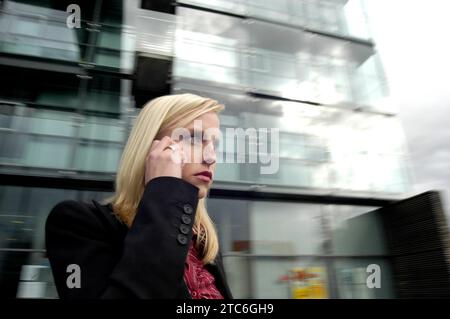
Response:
[202,142,216,165]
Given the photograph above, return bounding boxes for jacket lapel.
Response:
[205,253,233,299]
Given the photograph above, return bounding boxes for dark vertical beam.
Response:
[380,191,450,298]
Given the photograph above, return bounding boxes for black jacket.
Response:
[45,176,233,299]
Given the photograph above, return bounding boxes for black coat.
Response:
[45,176,233,299]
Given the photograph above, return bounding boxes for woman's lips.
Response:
[194,175,212,182]
[194,171,212,182]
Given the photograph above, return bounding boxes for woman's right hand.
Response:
[145,136,184,185]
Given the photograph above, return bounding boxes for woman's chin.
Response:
[196,185,208,199]
[184,176,211,198]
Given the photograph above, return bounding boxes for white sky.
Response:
[366,0,450,217]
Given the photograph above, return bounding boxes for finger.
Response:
[170,143,183,164]
[149,140,160,151]
[154,136,173,154]
[147,140,162,160]
[173,141,184,163]
[180,142,187,166]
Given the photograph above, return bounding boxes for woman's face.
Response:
[157,111,220,198]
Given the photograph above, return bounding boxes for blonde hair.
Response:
[104,93,224,264]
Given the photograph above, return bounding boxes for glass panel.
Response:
[207,198,250,254]
[177,0,372,41]
[0,2,81,62]
[0,186,112,298]
[250,202,324,255]
[351,54,392,111]
[174,59,243,87]
[328,205,388,255]
[172,84,409,194]
[222,256,252,298]
[0,1,133,72]
[0,103,127,174]
[74,141,122,172]
[22,135,72,169]
[136,10,176,58]
[97,26,122,51]
[177,0,246,15]
[174,7,245,86]
[84,74,121,115]
[334,258,395,298]
[93,48,122,69]
[0,67,81,111]
[26,110,75,137]
[247,0,291,23]
[173,8,387,111]
[223,256,394,299]
[343,0,371,39]
[0,186,77,250]
[0,110,76,168]
[246,49,298,95]
[79,117,125,142]
[251,257,329,298]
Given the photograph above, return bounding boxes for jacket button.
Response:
[183,204,193,215]
[181,214,192,225]
[177,234,188,245]
[179,224,190,234]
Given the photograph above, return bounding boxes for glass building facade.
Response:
[0,0,413,298]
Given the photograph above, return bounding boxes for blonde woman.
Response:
[45,93,233,299]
